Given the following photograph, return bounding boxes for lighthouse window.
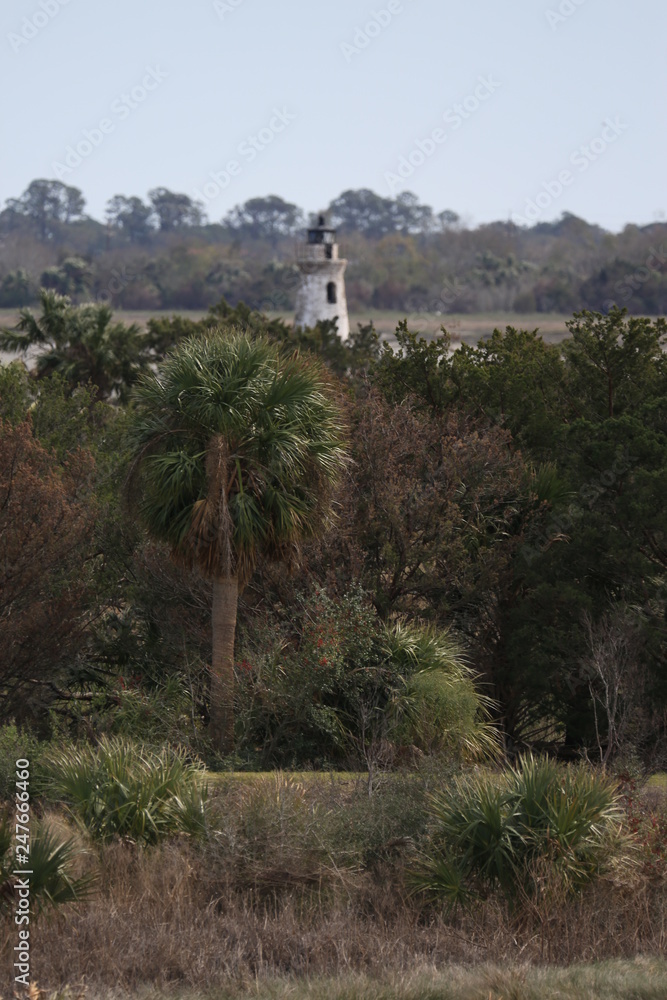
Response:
[327,282,337,304]
[325,244,333,259]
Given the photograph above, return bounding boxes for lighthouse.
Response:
[294,215,349,341]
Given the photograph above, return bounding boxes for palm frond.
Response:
[129,331,347,583]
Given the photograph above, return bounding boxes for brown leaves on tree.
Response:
[306,390,534,623]
[0,419,96,718]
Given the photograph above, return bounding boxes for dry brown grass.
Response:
[2,820,667,996]
[7,863,667,996]
[0,775,667,1000]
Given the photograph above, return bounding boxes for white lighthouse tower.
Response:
[294,215,349,341]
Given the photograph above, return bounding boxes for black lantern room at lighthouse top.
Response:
[307,215,336,257]
[307,215,336,244]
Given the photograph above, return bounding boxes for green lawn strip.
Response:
[66,959,667,1000]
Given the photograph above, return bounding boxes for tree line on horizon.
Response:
[1,178,666,316]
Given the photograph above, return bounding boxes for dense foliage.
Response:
[0,288,665,769]
[1,179,666,315]
[413,755,625,907]
[127,331,347,753]
[0,811,96,917]
[1,183,666,996]
[0,289,149,401]
[46,738,208,844]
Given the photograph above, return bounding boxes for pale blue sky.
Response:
[2,0,665,231]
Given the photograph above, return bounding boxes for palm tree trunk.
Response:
[209,576,238,756]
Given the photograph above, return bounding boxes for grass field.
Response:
[2,768,664,997]
[27,960,667,999]
[10,769,663,998]
[339,309,573,344]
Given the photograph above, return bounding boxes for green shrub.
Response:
[235,586,394,767]
[0,723,46,801]
[0,813,97,917]
[45,737,208,845]
[102,675,208,751]
[413,755,626,907]
[387,623,500,761]
[235,589,498,768]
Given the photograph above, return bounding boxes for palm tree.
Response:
[0,289,147,401]
[128,331,346,754]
